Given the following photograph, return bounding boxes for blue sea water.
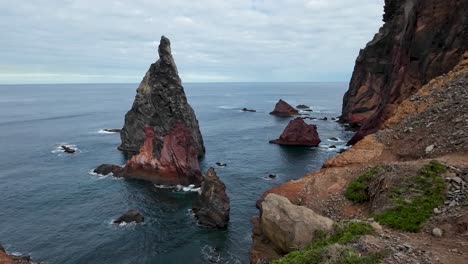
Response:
[0,82,352,263]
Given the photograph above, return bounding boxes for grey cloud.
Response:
[0,0,384,83]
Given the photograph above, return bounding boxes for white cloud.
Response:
[0,0,385,84]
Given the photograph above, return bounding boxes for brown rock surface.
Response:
[342,0,468,144]
[121,123,203,186]
[192,168,230,228]
[269,99,299,116]
[269,117,321,147]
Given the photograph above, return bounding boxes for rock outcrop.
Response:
[121,124,203,186]
[260,193,334,253]
[118,36,205,158]
[269,117,321,146]
[0,243,46,264]
[192,168,230,228]
[342,0,468,144]
[270,99,299,116]
[93,164,123,176]
[114,209,144,224]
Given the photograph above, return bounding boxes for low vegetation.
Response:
[374,161,446,232]
[272,222,384,264]
[344,167,381,203]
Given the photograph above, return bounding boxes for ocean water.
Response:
[0,82,353,263]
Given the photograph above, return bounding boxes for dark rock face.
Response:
[270,117,321,147]
[192,168,230,228]
[93,164,123,176]
[119,36,205,158]
[270,99,299,116]
[342,0,468,144]
[121,124,203,186]
[114,209,144,224]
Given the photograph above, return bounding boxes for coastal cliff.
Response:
[250,0,468,262]
[342,0,468,144]
[119,36,205,158]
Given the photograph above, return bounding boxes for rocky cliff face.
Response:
[192,168,230,228]
[119,36,205,158]
[121,124,203,186]
[342,0,468,144]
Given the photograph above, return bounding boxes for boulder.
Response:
[270,117,321,147]
[121,124,203,186]
[260,193,334,253]
[114,209,144,224]
[192,168,230,228]
[270,99,299,116]
[118,36,205,158]
[61,145,75,154]
[93,164,123,176]
[342,0,467,144]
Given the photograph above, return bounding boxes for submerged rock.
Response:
[192,168,230,228]
[61,145,75,154]
[114,209,144,224]
[342,0,467,144]
[93,164,123,176]
[296,104,310,109]
[270,117,321,147]
[269,99,299,117]
[241,108,256,112]
[215,162,227,167]
[121,124,203,186]
[260,193,334,253]
[118,36,205,158]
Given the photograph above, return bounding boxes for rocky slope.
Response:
[250,53,468,263]
[119,36,205,158]
[342,0,468,144]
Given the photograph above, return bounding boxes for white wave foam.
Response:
[97,129,118,134]
[217,105,237,110]
[327,137,343,142]
[154,184,201,193]
[51,144,78,154]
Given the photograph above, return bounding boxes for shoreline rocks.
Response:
[270,99,299,117]
[192,168,230,228]
[0,243,46,264]
[114,209,144,224]
[118,36,205,158]
[270,117,321,147]
[93,164,123,176]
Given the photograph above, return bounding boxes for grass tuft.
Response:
[374,161,446,232]
[344,167,381,203]
[272,222,380,264]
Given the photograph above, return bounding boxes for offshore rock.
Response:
[342,0,468,144]
[119,36,205,158]
[270,117,321,146]
[260,193,334,253]
[192,168,230,228]
[121,124,203,186]
[114,209,144,224]
[270,99,299,116]
[93,164,123,176]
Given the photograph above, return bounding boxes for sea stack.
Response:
[341,0,467,144]
[270,117,321,147]
[119,36,205,158]
[270,99,299,116]
[192,168,230,228]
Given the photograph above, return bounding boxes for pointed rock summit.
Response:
[119,36,205,158]
[270,117,321,146]
[270,99,299,117]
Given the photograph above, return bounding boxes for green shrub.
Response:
[272,222,377,264]
[374,161,446,232]
[344,167,381,203]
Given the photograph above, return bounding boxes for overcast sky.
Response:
[0,0,384,84]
